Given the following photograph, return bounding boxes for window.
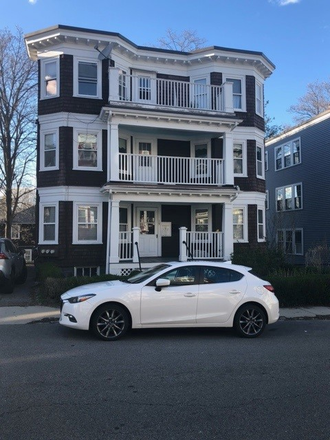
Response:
[226,78,243,110]
[11,225,20,240]
[74,130,102,171]
[41,130,58,170]
[277,229,303,255]
[276,183,302,212]
[256,145,264,178]
[139,76,151,101]
[265,150,268,171]
[275,138,301,170]
[74,266,100,277]
[203,267,243,284]
[40,204,58,244]
[74,59,101,98]
[233,207,246,242]
[233,143,243,174]
[119,70,127,101]
[73,203,102,244]
[265,190,269,210]
[41,59,59,99]
[193,78,208,109]
[194,208,209,232]
[255,81,263,116]
[159,266,198,286]
[257,208,265,241]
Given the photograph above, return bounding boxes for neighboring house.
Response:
[25,24,275,276]
[0,206,36,262]
[265,109,330,265]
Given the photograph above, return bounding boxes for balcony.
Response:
[118,153,224,185]
[109,69,234,113]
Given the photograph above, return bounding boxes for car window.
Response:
[159,266,198,286]
[202,267,244,284]
[127,264,171,284]
[5,240,17,253]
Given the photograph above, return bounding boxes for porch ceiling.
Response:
[101,183,239,203]
[100,106,242,134]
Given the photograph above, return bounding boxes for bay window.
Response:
[73,203,102,244]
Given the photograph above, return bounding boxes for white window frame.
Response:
[74,58,102,99]
[73,202,102,244]
[74,266,100,277]
[257,207,266,242]
[256,144,265,178]
[233,206,248,243]
[255,81,263,117]
[265,150,269,171]
[73,129,102,171]
[192,205,212,233]
[275,138,301,171]
[40,128,59,171]
[276,183,303,212]
[265,190,269,210]
[132,70,156,104]
[224,75,245,111]
[39,202,59,244]
[233,141,247,176]
[192,76,208,109]
[40,58,60,100]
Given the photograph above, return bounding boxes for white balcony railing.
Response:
[118,153,224,185]
[119,231,133,261]
[185,231,224,259]
[109,69,234,113]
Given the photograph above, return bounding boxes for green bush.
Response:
[35,262,63,282]
[268,273,330,307]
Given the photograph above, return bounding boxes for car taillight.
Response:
[264,284,274,293]
[0,253,8,260]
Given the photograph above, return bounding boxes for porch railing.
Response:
[118,153,224,185]
[185,231,224,259]
[109,69,234,113]
[119,231,133,260]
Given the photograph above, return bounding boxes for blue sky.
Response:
[2,0,330,127]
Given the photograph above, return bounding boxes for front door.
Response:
[137,207,159,257]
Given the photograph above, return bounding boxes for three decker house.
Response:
[25,25,275,276]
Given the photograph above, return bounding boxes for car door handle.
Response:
[184,293,196,297]
[229,290,241,294]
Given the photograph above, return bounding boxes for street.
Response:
[1,320,330,440]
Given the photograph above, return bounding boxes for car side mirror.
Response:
[155,278,171,291]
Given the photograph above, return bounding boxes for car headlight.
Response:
[67,294,96,304]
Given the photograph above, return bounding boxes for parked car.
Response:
[0,238,27,293]
[60,261,279,340]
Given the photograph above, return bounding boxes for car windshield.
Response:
[126,264,171,284]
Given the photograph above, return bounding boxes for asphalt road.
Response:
[1,320,330,440]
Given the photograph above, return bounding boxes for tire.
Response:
[90,303,130,341]
[4,272,15,294]
[234,304,266,338]
[16,262,27,285]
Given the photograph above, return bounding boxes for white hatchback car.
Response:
[60,261,279,340]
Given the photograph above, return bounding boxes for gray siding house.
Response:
[265,109,330,265]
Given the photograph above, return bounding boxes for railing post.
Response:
[132,227,140,263]
[179,227,188,262]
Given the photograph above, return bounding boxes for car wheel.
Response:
[4,272,15,294]
[90,303,130,341]
[16,262,27,285]
[234,304,266,338]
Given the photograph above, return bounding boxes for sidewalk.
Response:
[0,305,330,325]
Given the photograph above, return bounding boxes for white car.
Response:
[60,261,279,340]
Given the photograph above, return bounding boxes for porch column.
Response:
[179,227,188,262]
[223,203,234,261]
[132,227,140,263]
[109,200,120,264]
[107,115,119,182]
[223,132,234,186]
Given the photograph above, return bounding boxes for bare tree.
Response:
[265,100,283,139]
[0,27,37,238]
[156,29,207,52]
[289,79,330,123]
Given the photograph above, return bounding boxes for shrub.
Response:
[35,262,63,282]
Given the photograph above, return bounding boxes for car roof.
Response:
[165,261,252,272]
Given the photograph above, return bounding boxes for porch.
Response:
[109,68,234,114]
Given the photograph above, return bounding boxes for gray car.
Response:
[0,238,27,293]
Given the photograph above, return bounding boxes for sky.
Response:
[1,0,330,128]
